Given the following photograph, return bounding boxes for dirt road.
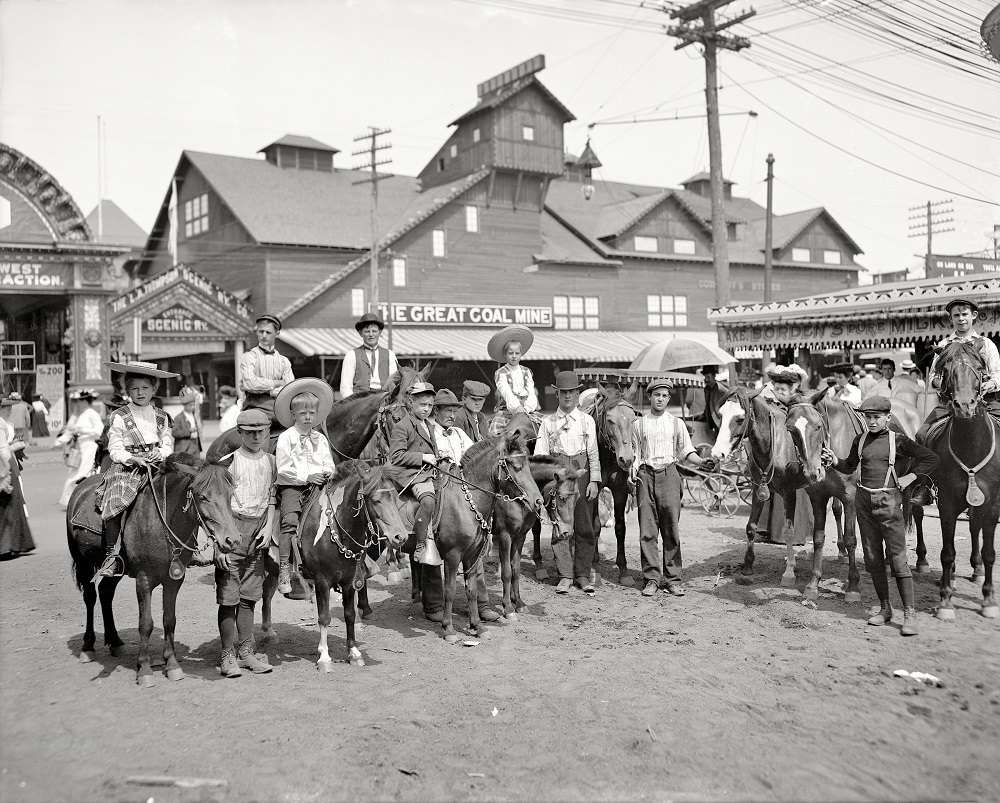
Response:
[2,459,998,803]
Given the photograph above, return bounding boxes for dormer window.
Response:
[184,193,209,237]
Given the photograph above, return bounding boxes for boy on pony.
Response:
[488,325,539,434]
[274,378,336,595]
[93,361,179,583]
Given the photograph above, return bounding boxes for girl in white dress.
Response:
[488,325,539,420]
[57,389,105,507]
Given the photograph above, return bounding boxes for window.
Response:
[522,125,535,141]
[392,257,406,288]
[727,222,738,241]
[183,193,209,237]
[823,249,842,265]
[432,229,445,258]
[450,143,458,158]
[673,238,695,255]
[437,157,445,172]
[473,128,481,143]
[647,294,688,328]
[792,247,810,262]
[634,236,658,253]
[554,295,599,330]
[351,288,365,317]
[465,206,479,233]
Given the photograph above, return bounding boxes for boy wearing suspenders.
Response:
[822,396,938,636]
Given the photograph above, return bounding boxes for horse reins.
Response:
[325,481,384,561]
[145,465,227,559]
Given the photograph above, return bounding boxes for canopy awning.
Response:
[279,328,722,362]
[574,368,705,388]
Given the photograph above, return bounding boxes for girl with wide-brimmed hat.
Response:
[57,389,104,508]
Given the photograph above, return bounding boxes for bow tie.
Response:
[299,432,319,447]
[259,348,275,355]
[441,427,453,436]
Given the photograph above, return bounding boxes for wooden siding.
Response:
[781,216,857,266]
[419,111,494,189]
[607,196,709,255]
[265,249,364,313]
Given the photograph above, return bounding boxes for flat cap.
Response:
[646,378,674,394]
[255,314,282,330]
[407,381,435,396]
[858,396,891,413]
[462,380,491,398]
[236,408,271,429]
[945,297,978,314]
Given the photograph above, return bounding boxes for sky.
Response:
[2,0,998,280]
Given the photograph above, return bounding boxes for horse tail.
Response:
[902,491,913,536]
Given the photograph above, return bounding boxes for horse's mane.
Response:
[528,453,566,468]
[938,338,985,366]
[329,389,381,413]
[331,459,404,494]
[461,430,524,472]
[169,453,233,493]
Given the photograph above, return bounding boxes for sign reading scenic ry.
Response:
[376,303,552,327]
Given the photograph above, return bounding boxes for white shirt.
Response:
[70,407,104,443]
[534,408,600,483]
[866,375,921,400]
[228,448,276,518]
[631,412,695,472]
[433,421,474,463]
[108,403,174,465]
[219,402,241,433]
[276,426,335,485]
[824,383,862,406]
[495,365,539,413]
[340,346,399,398]
[240,346,294,394]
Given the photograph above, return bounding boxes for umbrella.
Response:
[629,337,736,373]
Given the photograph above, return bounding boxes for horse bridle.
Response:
[940,354,987,406]
[145,466,230,560]
[325,480,386,561]
[728,392,780,488]
[595,397,634,454]
[785,401,830,469]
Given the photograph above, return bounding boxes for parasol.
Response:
[629,338,736,372]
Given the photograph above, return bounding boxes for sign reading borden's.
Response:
[378,303,553,327]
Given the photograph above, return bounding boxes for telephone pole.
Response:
[662,0,755,309]
[764,153,774,304]
[352,127,392,313]
[907,199,953,276]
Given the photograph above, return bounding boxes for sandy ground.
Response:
[2,455,999,803]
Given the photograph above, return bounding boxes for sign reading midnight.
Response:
[377,303,553,327]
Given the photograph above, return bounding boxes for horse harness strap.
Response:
[947,414,996,508]
[325,484,381,561]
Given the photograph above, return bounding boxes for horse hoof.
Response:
[260,630,279,646]
[981,606,1000,619]
[936,607,956,621]
[361,607,374,620]
[79,650,96,664]
[165,667,185,682]
[803,586,818,601]
[444,633,461,644]
[534,568,549,582]
[735,574,754,586]
[317,658,333,673]
[108,645,124,658]
[838,551,848,560]
[973,567,985,579]
[136,673,155,688]
[400,565,411,580]
[619,574,636,588]
[780,574,796,588]
[387,571,403,583]
[504,612,518,622]
[348,648,366,667]
[914,562,931,574]
[844,591,862,603]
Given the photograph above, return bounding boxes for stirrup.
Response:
[92,553,125,584]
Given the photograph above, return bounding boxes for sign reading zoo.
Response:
[377,303,553,327]
[144,305,216,334]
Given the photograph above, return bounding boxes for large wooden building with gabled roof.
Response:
[132,55,864,407]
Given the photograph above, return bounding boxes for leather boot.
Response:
[867,600,893,625]
[92,514,125,583]
[413,501,442,566]
[901,606,918,636]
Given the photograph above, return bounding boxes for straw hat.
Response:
[106,360,180,380]
[273,378,335,428]
[487,325,534,363]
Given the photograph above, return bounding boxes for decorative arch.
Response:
[0,143,92,242]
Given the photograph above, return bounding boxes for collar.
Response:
[257,345,276,355]
[555,409,578,423]
[295,428,319,443]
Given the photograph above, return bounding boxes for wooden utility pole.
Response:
[907,199,953,275]
[664,0,755,309]
[352,127,392,313]
[764,153,774,303]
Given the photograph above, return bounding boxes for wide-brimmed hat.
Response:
[355,312,385,332]
[433,389,461,408]
[551,371,583,392]
[767,368,802,385]
[901,359,917,370]
[8,392,21,401]
[273,378,334,428]
[254,313,282,331]
[829,363,854,375]
[945,297,978,314]
[578,388,600,410]
[236,409,271,430]
[106,360,180,380]
[407,381,435,397]
[77,389,99,402]
[859,396,891,414]
[647,378,674,394]
[700,365,718,376]
[487,325,534,363]
[462,380,491,398]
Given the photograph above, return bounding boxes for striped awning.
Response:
[278,328,723,363]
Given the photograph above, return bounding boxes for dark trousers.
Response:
[277,485,307,565]
[857,487,910,580]
[552,453,597,583]
[412,557,489,614]
[636,464,683,584]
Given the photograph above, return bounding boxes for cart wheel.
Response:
[700,475,741,518]
[688,477,713,511]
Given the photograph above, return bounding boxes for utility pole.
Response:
[907,199,953,277]
[663,0,755,309]
[764,153,774,304]
[352,127,392,314]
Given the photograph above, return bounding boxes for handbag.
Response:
[65,437,82,469]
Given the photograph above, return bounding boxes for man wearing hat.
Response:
[631,378,715,597]
[822,396,939,636]
[901,359,925,390]
[240,314,294,419]
[389,380,443,566]
[172,392,202,456]
[533,371,602,595]
[822,364,862,406]
[454,380,491,442]
[340,312,399,399]
[916,297,1000,445]
[689,365,729,436]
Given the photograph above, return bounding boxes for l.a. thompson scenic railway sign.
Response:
[376,303,553,327]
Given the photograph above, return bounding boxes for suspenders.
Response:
[857,430,897,491]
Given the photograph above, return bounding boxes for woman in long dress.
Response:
[30,394,50,438]
[0,401,35,559]
[57,390,104,508]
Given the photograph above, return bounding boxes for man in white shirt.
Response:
[630,378,715,597]
[340,312,399,399]
[822,363,862,406]
[534,371,601,596]
[218,385,241,433]
[866,358,920,400]
[240,314,294,420]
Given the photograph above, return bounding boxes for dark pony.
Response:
[66,454,240,686]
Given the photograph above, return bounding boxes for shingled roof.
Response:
[258,134,340,154]
[450,75,575,127]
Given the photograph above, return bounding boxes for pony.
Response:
[926,339,1000,619]
[712,388,861,601]
[66,454,240,686]
[492,453,584,619]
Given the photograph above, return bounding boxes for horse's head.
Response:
[171,456,240,553]
[711,388,749,460]
[528,454,582,540]
[595,388,637,472]
[497,430,545,515]
[937,339,985,419]
[785,403,827,483]
[356,462,408,549]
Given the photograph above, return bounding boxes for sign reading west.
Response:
[0,261,72,288]
[377,303,553,327]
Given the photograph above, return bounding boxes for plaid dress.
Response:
[98,406,171,519]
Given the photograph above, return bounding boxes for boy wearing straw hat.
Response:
[631,378,715,597]
[93,360,180,582]
[273,378,336,595]
[534,371,601,596]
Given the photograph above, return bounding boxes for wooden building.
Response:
[134,55,863,401]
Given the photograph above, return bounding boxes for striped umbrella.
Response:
[629,337,736,372]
